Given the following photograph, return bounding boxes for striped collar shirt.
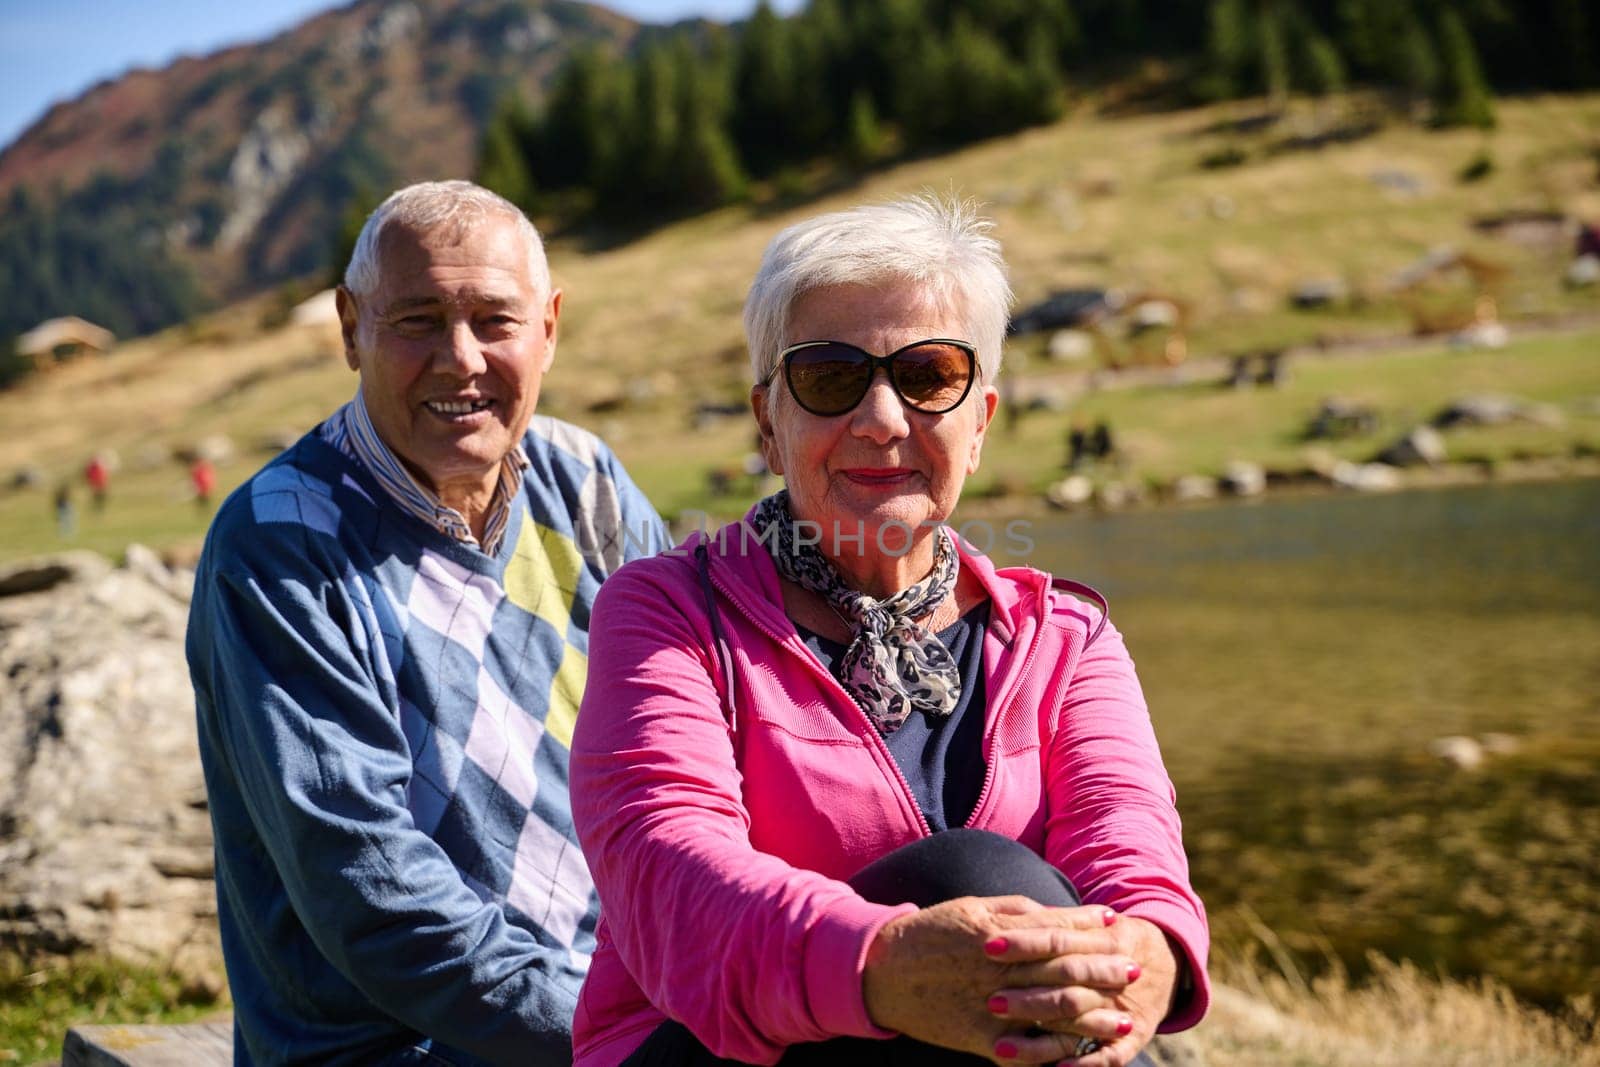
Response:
[320,394,529,555]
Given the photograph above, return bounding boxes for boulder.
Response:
[1330,461,1404,492]
[1433,394,1563,429]
[259,429,302,454]
[1378,426,1447,468]
[1046,329,1096,362]
[1172,475,1219,502]
[1290,278,1347,310]
[1434,395,1520,428]
[0,551,112,597]
[1220,461,1267,497]
[1449,322,1508,349]
[124,542,195,604]
[1045,474,1094,509]
[1369,168,1427,198]
[1480,732,1522,756]
[1566,254,1600,288]
[0,552,218,975]
[1427,735,1485,772]
[1306,398,1378,440]
[9,466,44,491]
[194,435,236,465]
[1096,480,1142,510]
[1130,300,1180,330]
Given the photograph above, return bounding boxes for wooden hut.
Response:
[16,317,116,371]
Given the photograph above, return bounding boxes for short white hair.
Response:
[342,180,549,298]
[743,194,1012,386]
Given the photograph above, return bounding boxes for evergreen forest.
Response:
[478,0,1598,224]
[3,0,1597,361]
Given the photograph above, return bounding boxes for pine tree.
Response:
[1548,0,1596,88]
[1302,31,1346,98]
[589,60,640,205]
[1022,33,1067,126]
[1257,3,1291,107]
[1201,0,1253,101]
[1041,0,1083,61]
[476,101,536,213]
[894,25,957,146]
[845,91,887,167]
[1394,15,1439,116]
[1335,0,1409,80]
[533,47,630,193]
[731,2,796,177]
[1434,11,1496,129]
[799,0,852,137]
[665,39,746,211]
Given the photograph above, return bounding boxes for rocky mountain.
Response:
[0,0,664,337]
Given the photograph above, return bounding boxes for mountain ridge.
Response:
[0,0,648,317]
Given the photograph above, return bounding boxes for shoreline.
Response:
[955,454,1600,521]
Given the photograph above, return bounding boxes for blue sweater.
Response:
[187,416,668,1066]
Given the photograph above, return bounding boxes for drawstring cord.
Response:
[1050,577,1109,649]
[695,543,739,731]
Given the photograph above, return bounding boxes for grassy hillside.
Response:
[3,93,1597,561]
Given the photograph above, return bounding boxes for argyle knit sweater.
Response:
[188,415,667,1066]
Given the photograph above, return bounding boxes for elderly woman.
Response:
[570,197,1208,1067]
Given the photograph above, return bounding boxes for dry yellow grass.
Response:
[1192,943,1600,1067]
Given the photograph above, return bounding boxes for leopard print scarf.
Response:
[752,491,962,734]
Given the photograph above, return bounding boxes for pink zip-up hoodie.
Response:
[570,518,1210,1066]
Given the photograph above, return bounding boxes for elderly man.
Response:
[187,180,668,1065]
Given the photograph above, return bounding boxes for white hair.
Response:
[743,194,1012,387]
[342,180,549,298]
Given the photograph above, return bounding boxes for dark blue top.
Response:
[798,603,990,832]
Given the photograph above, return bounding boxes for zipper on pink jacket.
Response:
[703,558,937,838]
[967,578,1103,826]
[964,624,1041,829]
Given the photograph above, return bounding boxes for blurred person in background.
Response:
[84,453,109,510]
[53,482,75,538]
[571,196,1208,1067]
[187,180,668,1065]
[189,457,216,508]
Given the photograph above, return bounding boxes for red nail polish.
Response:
[1127,963,1141,982]
[985,936,1009,956]
[988,995,1008,1014]
[1102,908,1117,926]
[1117,1016,1134,1036]
[995,1040,1019,1059]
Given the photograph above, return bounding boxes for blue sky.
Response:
[0,0,803,151]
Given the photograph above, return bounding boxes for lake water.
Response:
[1007,477,1600,1000]
[1016,477,1600,771]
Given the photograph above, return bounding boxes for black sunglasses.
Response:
[771,338,978,417]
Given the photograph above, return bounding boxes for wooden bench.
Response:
[62,1019,232,1066]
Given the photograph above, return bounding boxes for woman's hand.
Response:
[861,896,1134,1063]
[984,913,1179,1066]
